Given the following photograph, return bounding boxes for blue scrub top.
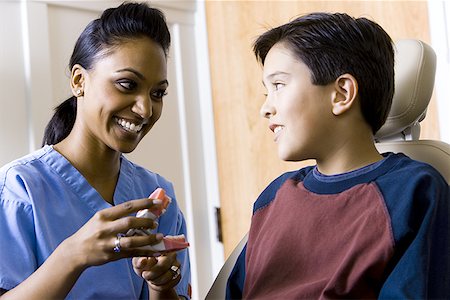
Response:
[0,145,191,299]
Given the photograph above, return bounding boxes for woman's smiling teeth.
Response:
[115,117,144,133]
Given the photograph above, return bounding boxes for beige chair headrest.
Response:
[375,39,436,141]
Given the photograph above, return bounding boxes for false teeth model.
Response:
[126,188,189,254]
[133,234,190,255]
[140,188,172,220]
[126,188,171,236]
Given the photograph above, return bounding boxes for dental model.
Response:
[126,188,189,255]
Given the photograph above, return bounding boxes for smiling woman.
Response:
[57,37,168,156]
[0,2,191,299]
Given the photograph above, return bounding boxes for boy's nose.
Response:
[260,98,275,119]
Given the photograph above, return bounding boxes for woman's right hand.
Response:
[62,198,165,270]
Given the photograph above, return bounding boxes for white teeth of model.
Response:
[274,126,283,134]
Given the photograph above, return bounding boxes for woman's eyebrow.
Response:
[116,68,169,86]
[116,67,145,80]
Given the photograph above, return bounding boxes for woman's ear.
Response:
[70,64,86,97]
[331,73,358,116]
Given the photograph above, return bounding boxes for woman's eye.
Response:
[116,79,137,91]
[152,89,168,100]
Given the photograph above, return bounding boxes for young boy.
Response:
[226,12,450,299]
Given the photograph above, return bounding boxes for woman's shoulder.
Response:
[0,146,53,206]
[0,146,52,179]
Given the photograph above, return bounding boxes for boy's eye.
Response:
[273,82,284,90]
[151,89,168,100]
[116,79,137,90]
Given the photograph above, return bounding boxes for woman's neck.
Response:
[54,134,121,204]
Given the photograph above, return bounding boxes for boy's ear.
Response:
[70,64,86,97]
[331,73,358,116]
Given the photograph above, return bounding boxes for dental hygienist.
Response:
[0,2,191,299]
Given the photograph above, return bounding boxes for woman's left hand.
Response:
[132,252,181,292]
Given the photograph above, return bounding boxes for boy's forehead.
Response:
[263,44,307,79]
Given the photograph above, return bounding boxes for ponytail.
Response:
[41,97,77,146]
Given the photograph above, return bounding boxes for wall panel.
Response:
[0,2,30,165]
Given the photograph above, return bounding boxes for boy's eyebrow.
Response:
[116,68,169,86]
[262,71,290,86]
[265,71,290,80]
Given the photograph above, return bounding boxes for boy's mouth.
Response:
[274,126,283,134]
[269,124,284,142]
[269,123,284,133]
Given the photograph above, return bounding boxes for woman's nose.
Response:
[132,95,153,119]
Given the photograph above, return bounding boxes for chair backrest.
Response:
[374,39,450,182]
[205,233,248,299]
[205,39,450,299]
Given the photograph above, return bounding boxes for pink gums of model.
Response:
[126,188,189,255]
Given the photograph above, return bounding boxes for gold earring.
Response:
[76,90,83,96]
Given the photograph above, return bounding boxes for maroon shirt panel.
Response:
[243,179,395,299]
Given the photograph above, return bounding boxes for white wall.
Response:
[428,1,450,144]
[0,1,223,299]
[0,2,31,163]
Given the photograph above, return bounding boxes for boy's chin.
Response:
[278,150,301,162]
[278,147,311,162]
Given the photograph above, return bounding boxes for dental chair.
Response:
[374,39,450,181]
[205,39,450,299]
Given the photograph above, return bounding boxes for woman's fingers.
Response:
[140,253,177,281]
[132,257,158,276]
[146,263,181,285]
[97,198,161,220]
[132,253,181,292]
[116,233,164,251]
[68,198,167,267]
[144,258,182,291]
[112,216,158,235]
[133,256,157,269]
[93,198,162,236]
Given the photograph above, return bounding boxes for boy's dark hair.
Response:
[253,12,394,134]
[42,1,171,146]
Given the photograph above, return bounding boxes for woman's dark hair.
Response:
[253,12,394,134]
[42,1,171,146]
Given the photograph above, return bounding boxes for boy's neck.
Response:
[316,132,383,176]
